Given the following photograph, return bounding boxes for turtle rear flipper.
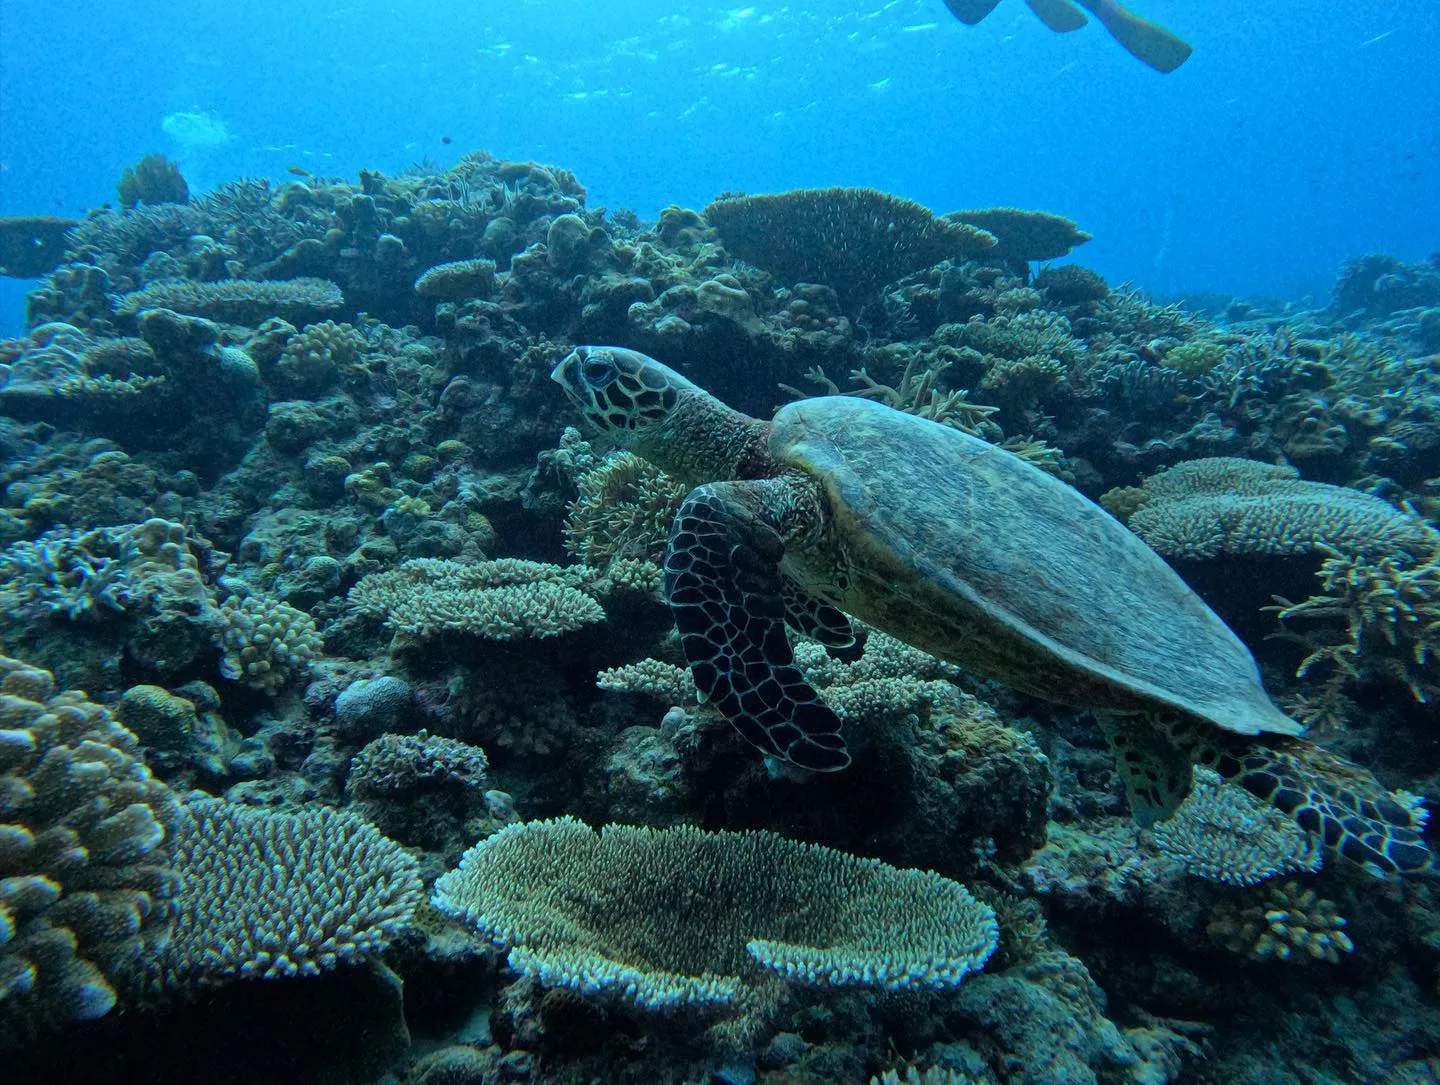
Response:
[1098,712,1196,825]
[1214,741,1434,878]
[665,482,851,772]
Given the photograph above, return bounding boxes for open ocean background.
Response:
[1,0,1437,331]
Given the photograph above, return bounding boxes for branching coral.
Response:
[704,187,995,313]
[784,354,1001,441]
[138,797,421,990]
[0,655,182,1040]
[1274,544,1440,702]
[0,518,209,625]
[272,319,361,395]
[214,594,323,694]
[1207,880,1354,964]
[348,558,606,640]
[563,451,687,569]
[434,818,997,1010]
[1152,767,1322,885]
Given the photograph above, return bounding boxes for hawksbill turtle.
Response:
[551,345,1432,877]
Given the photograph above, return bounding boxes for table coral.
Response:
[116,276,343,325]
[1152,766,1322,885]
[349,557,606,640]
[433,817,997,1010]
[703,187,995,314]
[1127,457,1435,560]
[943,207,1092,263]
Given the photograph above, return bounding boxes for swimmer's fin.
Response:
[1075,0,1193,72]
[943,0,1004,25]
[1023,0,1089,33]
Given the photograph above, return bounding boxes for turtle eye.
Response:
[582,358,616,389]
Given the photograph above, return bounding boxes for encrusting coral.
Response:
[433,817,998,1010]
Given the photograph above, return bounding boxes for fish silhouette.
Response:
[944,0,1193,72]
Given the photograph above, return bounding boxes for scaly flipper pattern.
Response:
[781,576,866,661]
[1106,711,1433,877]
[665,481,851,772]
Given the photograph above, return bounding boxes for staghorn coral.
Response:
[433,818,997,1010]
[138,797,421,990]
[348,557,606,640]
[943,207,1092,263]
[703,186,995,313]
[1127,457,1436,560]
[787,353,1001,441]
[1152,767,1321,885]
[1207,879,1354,964]
[213,594,324,695]
[1275,544,1440,703]
[116,276,343,325]
[0,655,182,1041]
[563,450,687,569]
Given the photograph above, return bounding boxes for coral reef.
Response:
[2,150,1436,1082]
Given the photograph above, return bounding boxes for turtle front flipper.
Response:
[665,481,851,772]
[781,576,866,662]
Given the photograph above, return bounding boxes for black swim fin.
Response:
[1023,0,1089,33]
[1074,0,1193,72]
[943,0,1004,25]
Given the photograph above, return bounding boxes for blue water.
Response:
[1,0,1437,333]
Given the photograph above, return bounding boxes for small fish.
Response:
[943,0,1192,72]
[286,165,312,177]
[442,135,452,144]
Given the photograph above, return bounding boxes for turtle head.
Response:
[552,346,763,484]
[550,345,694,440]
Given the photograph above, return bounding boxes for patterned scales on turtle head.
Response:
[551,345,1434,877]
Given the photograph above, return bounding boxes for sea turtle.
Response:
[551,345,1432,876]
